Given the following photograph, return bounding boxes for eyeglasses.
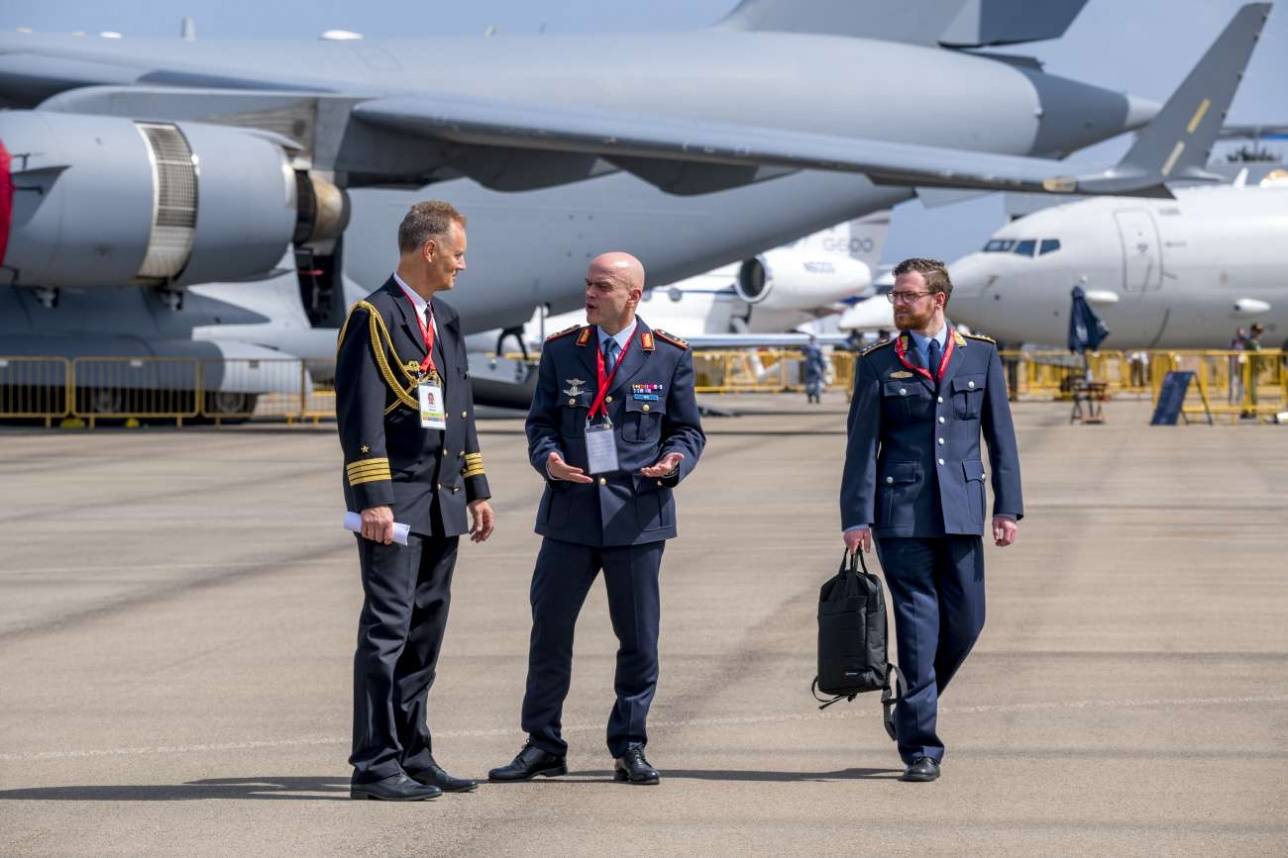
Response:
[886,290,934,304]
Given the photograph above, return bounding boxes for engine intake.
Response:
[734,249,871,311]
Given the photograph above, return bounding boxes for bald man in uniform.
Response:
[489,252,705,786]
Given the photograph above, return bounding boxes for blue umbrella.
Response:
[1068,285,1110,353]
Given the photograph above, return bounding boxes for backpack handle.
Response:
[842,548,870,575]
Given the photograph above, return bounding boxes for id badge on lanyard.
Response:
[403,291,446,431]
[419,379,447,431]
[584,421,619,474]
[583,329,636,475]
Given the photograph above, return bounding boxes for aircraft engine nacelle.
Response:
[0,111,348,289]
[734,249,871,311]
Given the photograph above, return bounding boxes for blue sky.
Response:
[3,0,1284,264]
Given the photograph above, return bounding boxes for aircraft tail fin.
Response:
[718,0,1089,48]
[1119,3,1271,182]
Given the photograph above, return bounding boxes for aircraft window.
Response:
[983,239,1015,252]
[1039,239,1061,255]
[1013,239,1036,257]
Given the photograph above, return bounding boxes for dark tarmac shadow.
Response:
[561,767,901,783]
[0,776,351,802]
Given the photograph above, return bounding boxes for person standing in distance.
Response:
[840,257,1022,783]
[335,201,495,801]
[489,252,705,786]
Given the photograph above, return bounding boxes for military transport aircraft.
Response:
[0,1,1270,410]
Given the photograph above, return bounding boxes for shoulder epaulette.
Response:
[653,329,689,350]
[860,338,895,357]
[964,333,996,344]
[545,324,583,343]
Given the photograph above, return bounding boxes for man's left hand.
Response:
[992,515,1018,547]
[468,499,495,543]
[640,452,684,478]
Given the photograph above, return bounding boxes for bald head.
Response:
[584,251,646,334]
[588,252,645,291]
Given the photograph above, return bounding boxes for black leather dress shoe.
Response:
[900,756,940,783]
[350,773,442,801]
[614,746,660,785]
[488,741,568,781]
[410,763,478,793]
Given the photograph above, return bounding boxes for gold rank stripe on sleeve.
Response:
[462,452,485,478]
[346,457,392,486]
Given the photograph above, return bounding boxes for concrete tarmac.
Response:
[0,396,1284,856]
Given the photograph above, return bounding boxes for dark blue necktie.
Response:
[927,337,942,384]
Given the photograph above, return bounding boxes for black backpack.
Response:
[811,550,903,740]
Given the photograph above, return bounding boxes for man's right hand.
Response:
[843,526,873,554]
[547,452,594,484]
[361,505,395,544]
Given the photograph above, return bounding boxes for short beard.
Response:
[895,303,937,331]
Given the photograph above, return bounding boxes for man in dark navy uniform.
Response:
[840,257,1022,783]
[489,252,705,786]
[336,201,495,801]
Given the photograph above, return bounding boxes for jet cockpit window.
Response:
[1039,239,1061,255]
[1013,239,1036,257]
[983,239,1015,252]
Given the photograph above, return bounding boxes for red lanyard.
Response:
[895,331,954,382]
[402,292,437,376]
[588,329,636,420]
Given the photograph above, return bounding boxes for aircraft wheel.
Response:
[205,391,258,422]
[81,387,125,415]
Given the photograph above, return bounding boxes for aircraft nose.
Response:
[949,253,990,299]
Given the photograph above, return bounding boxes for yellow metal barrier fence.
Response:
[692,349,856,394]
[1146,350,1286,422]
[0,357,72,425]
[0,356,340,426]
[2,350,1283,425]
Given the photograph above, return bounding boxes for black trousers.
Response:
[350,532,459,783]
[875,535,986,764]
[521,537,664,758]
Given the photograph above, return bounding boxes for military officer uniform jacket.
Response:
[840,328,1022,536]
[335,278,490,537]
[525,318,705,547]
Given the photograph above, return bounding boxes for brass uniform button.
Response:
[642,404,650,413]
[605,395,613,403]
[568,398,576,406]
[461,410,467,419]
[598,477,607,486]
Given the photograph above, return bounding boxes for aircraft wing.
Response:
[355,2,1270,199]
[352,94,1168,198]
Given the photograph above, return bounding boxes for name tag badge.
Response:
[418,381,447,430]
[584,422,619,474]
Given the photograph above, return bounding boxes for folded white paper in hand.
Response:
[343,511,411,546]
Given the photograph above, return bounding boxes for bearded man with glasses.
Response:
[840,257,1023,783]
